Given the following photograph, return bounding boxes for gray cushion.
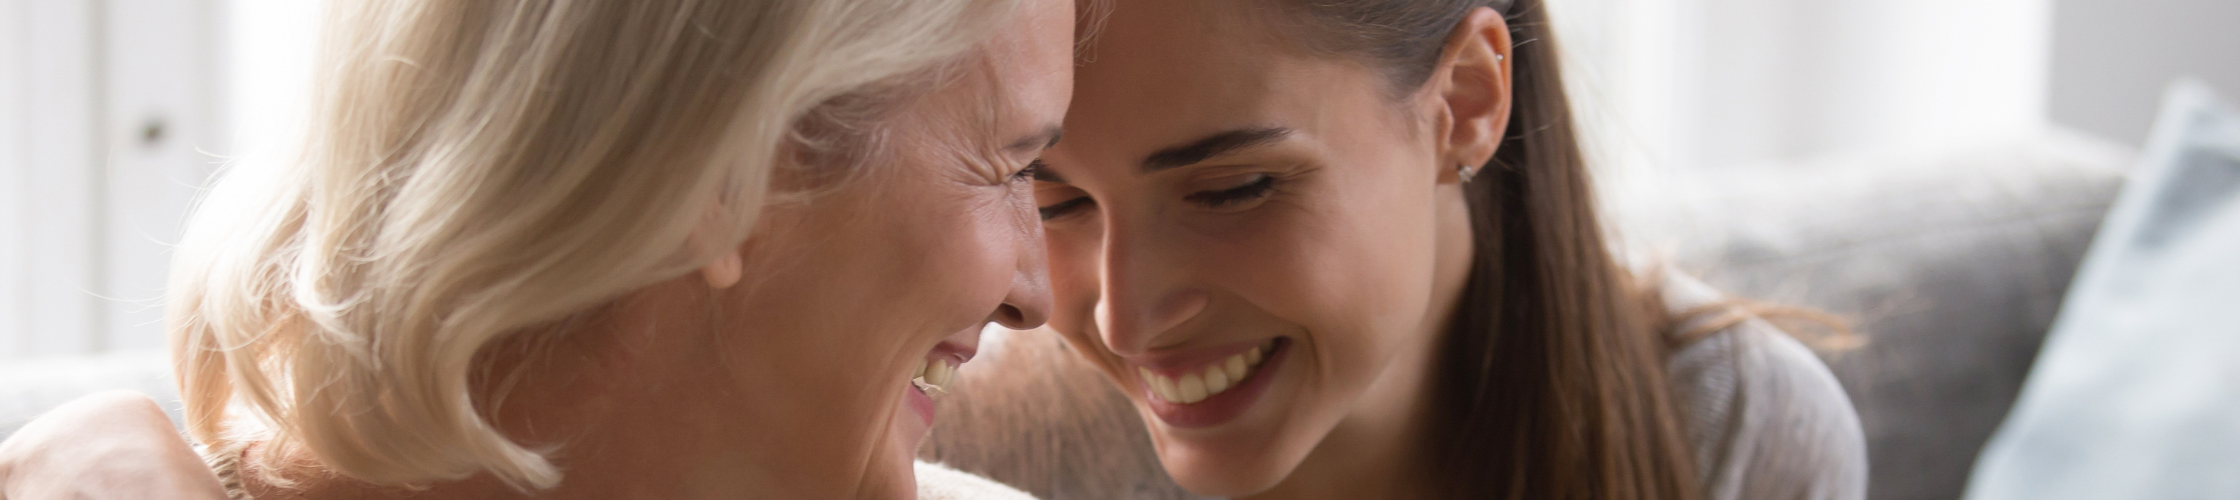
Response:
[1966,80,2240,500]
[1612,127,2133,500]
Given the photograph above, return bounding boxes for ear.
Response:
[701,250,743,289]
[1430,7,1514,184]
[690,202,747,290]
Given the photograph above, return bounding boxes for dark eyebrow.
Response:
[1006,126,1065,153]
[1141,127,1292,172]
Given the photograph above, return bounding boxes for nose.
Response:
[987,189,1053,330]
[1094,215,1206,356]
[988,274,1050,330]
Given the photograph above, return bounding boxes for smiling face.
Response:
[1034,0,1489,496]
[664,0,1074,495]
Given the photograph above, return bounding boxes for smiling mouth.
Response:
[910,357,961,396]
[1136,338,1278,404]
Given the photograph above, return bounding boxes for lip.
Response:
[1138,337,1289,428]
[1122,338,1268,374]
[906,383,937,425]
[929,340,978,367]
[904,339,978,428]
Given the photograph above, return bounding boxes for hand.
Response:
[0,391,227,500]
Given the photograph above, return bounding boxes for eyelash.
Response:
[1039,196,1092,221]
[1184,174,1277,208]
[1007,160,1045,185]
[1035,172,1280,221]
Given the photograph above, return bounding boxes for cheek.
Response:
[1219,178,1442,359]
[743,180,1024,381]
[1295,205,1430,288]
[896,193,1028,326]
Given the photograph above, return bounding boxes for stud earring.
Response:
[1457,163,1479,183]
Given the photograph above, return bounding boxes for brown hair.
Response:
[1261,1,1702,498]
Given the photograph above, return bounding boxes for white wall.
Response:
[2049,0,2240,146]
[0,0,223,359]
[0,0,319,361]
[1,0,109,358]
[103,0,227,352]
[1551,0,2054,182]
[226,0,320,163]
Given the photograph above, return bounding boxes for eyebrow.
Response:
[1006,126,1065,153]
[1141,127,1293,173]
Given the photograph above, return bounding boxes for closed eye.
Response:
[1184,174,1276,208]
[1038,196,1093,221]
[1010,159,1047,184]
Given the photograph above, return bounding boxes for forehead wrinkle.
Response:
[968,51,1020,162]
[909,50,1013,182]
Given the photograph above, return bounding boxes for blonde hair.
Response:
[171,0,1015,491]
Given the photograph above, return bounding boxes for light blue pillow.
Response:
[1967,80,2240,499]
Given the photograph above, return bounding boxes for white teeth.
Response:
[1139,340,1276,405]
[931,359,955,388]
[913,357,958,395]
[1202,364,1230,394]
[1177,373,1207,403]
[1153,369,1179,402]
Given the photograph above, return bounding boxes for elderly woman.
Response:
[3,0,1072,498]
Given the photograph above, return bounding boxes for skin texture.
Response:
[0,0,1073,498]
[1033,2,1512,498]
[0,391,227,500]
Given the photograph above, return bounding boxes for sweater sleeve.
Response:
[1663,273,1870,500]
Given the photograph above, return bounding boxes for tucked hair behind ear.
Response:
[1260,0,1703,498]
[170,0,1014,491]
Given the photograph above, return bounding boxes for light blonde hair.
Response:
[171,0,1016,491]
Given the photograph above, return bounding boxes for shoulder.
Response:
[1657,270,1870,500]
[916,460,1040,500]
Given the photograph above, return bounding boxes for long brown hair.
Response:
[1263,1,1702,498]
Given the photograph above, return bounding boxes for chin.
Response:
[1140,407,1321,498]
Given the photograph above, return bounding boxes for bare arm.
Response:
[0,391,226,500]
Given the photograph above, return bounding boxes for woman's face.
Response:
[1034,0,1482,495]
[611,0,1073,496]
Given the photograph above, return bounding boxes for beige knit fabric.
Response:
[916,460,1040,500]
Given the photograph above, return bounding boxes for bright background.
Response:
[0,0,2235,360]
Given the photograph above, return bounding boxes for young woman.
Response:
[928,0,1867,499]
[4,0,1074,498]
